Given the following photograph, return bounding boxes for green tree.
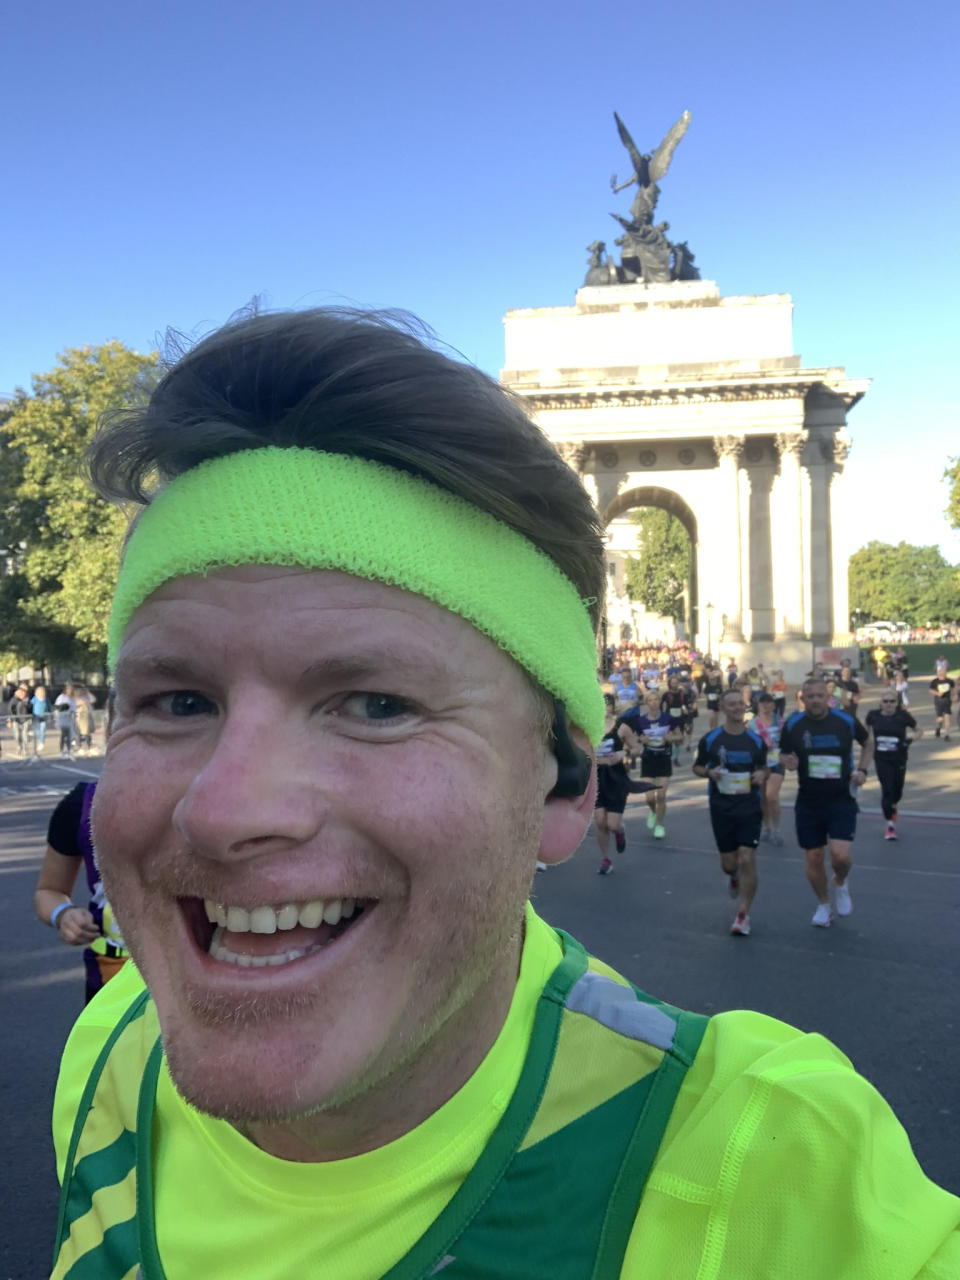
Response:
[1,342,159,665]
[624,508,691,623]
[945,457,960,530]
[848,541,959,626]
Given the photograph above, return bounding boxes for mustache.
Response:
[97,834,401,904]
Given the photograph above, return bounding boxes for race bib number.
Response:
[766,748,781,766]
[875,735,900,753]
[669,706,683,717]
[596,740,615,757]
[717,771,751,795]
[808,754,842,779]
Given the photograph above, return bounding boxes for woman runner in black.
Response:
[594,693,661,873]
[865,691,922,840]
[593,693,631,874]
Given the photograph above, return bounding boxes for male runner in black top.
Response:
[693,689,768,936]
[837,661,860,717]
[660,676,686,763]
[865,692,922,840]
[929,664,955,740]
[680,675,698,754]
[703,666,725,729]
[781,678,872,928]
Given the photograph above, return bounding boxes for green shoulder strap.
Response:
[133,937,587,1280]
[52,989,153,1278]
[590,1004,708,1279]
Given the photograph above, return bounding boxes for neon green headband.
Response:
[108,447,604,741]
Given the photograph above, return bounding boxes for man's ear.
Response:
[537,705,595,865]
[539,771,596,864]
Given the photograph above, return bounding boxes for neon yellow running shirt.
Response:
[53,906,960,1278]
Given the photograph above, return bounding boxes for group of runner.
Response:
[595,654,951,938]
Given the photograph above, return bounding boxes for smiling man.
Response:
[51,309,958,1279]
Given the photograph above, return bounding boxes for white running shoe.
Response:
[653,825,666,839]
[834,882,853,916]
[811,903,832,928]
[730,910,751,936]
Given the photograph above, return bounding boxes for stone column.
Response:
[774,433,807,637]
[738,463,753,640]
[828,433,852,643]
[713,436,745,641]
[748,461,776,640]
[808,445,833,643]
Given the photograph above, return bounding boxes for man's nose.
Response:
[172,710,324,863]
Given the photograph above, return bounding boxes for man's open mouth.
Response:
[179,896,372,969]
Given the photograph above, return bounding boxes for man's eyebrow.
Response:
[298,652,439,687]
[113,654,206,684]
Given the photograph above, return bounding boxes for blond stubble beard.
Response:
[158,794,541,1133]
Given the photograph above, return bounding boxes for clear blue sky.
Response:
[5,0,959,557]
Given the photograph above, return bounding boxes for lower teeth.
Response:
[207,925,326,968]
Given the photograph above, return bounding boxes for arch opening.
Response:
[600,486,700,650]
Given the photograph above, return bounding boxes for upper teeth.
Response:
[204,897,358,933]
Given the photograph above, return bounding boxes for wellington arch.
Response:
[500,279,869,675]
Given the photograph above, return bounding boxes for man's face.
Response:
[645,693,661,716]
[803,681,829,717]
[95,567,559,1127]
[723,693,745,723]
[878,693,899,712]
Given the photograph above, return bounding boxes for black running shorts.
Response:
[595,765,629,814]
[709,804,762,854]
[794,796,857,848]
[641,752,672,779]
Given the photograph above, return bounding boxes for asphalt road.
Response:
[1,732,958,1280]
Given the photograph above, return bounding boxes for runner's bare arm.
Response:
[34,846,100,945]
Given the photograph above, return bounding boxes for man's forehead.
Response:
[119,567,507,671]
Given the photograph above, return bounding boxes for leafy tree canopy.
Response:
[1,342,158,666]
[945,457,960,530]
[624,508,691,623]
[848,540,959,627]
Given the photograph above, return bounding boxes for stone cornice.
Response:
[505,371,869,413]
[514,383,864,411]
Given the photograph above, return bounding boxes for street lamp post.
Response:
[705,601,715,657]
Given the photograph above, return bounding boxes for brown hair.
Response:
[86,307,606,627]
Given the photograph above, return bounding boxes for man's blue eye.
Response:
[161,692,216,716]
[361,694,408,721]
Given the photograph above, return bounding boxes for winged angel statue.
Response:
[583,110,701,286]
[610,110,690,228]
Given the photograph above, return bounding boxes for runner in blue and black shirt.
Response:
[780,679,873,929]
[694,689,768,937]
